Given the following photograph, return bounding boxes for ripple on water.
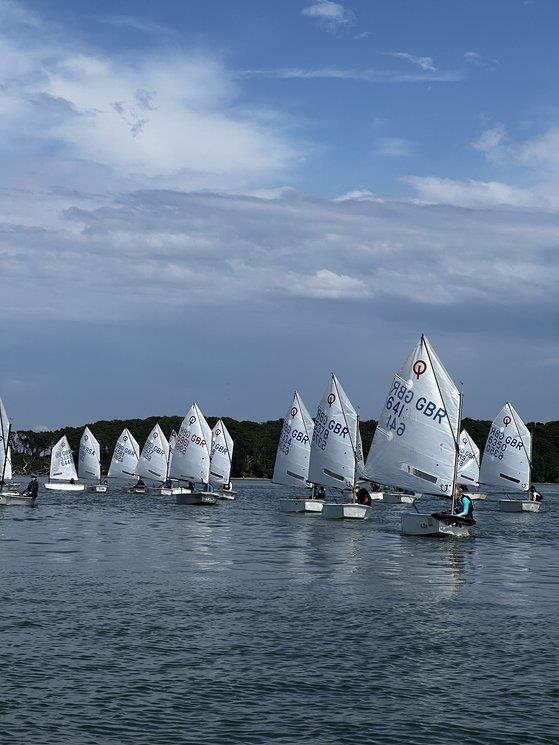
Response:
[0,483,558,743]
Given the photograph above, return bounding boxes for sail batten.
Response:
[364,335,461,496]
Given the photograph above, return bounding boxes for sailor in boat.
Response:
[135,477,146,489]
[223,482,233,493]
[370,482,382,493]
[356,486,372,506]
[529,484,543,502]
[314,484,326,500]
[453,487,474,521]
[22,476,39,501]
[164,477,172,489]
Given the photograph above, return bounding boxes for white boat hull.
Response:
[401,512,473,537]
[94,485,108,493]
[44,482,85,492]
[382,493,416,505]
[499,499,540,513]
[279,498,324,514]
[217,492,236,501]
[128,487,148,494]
[176,492,217,506]
[0,494,37,506]
[159,486,192,496]
[322,503,371,520]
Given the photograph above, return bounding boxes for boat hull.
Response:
[401,512,473,537]
[468,492,486,501]
[499,499,540,513]
[279,498,324,514]
[217,492,236,501]
[176,492,217,506]
[382,493,415,505]
[159,487,192,496]
[0,494,37,506]
[44,482,85,492]
[322,503,371,520]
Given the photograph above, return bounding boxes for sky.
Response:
[0,0,558,429]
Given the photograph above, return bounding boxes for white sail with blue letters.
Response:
[78,427,101,481]
[169,404,212,484]
[479,403,531,493]
[456,429,480,487]
[136,424,169,483]
[210,420,234,486]
[166,429,177,478]
[364,335,461,496]
[0,397,10,479]
[108,428,140,479]
[50,435,79,481]
[308,375,358,490]
[272,391,314,487]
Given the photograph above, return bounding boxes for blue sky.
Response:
[0,0,558,429]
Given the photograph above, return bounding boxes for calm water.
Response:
[1,482,558,744]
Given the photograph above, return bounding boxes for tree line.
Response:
[11,416,559,482]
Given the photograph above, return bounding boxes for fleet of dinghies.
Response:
[0,335,547,530]
[272,333,544,537]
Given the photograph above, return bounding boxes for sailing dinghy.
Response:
[275,392,320,513]
[310,375,370,520]
[170,404,217,505]
[108,429,141,490]
[210,420,236,499]
[78,427,107,492]
[44,435,85,492]
[0,398,35,506]
[479,404,538,512]
[158,430,190,495]
[364,335,472,537]
[136,424,169,491]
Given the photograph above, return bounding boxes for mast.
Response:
[451,391,463,514]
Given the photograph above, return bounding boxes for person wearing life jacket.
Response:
[314,484,326,500]
[529,484,543,502]
[23,476,39,500]
[453,488,474,520]
[356,486,372,506]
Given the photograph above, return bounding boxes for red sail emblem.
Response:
[327,394,336,406]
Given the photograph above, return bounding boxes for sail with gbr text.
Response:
[169,404,212,484]
[210,420,234,486]
[308,375,358,490]
[108,428,140,479]
[272,392,314,488]
[136,424,169,483]
[479,403,531,493]
[364,335,461,496]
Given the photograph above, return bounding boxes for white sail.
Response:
[169,404,212,484]
[272,392,314,487]
[0,397,10,477]
[479,403,531,493]
[166,429,177,478]
[364,335,461,496]
[50,435,79,481]
[136,424,169,482]
[108,428,140,479]
[210,420,234,486]
[78,427,101,481]
[457,429,480,486]
[308,375,358,490]
[356,425,366,479]
[5,446,12,481]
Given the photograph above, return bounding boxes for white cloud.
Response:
[239,66,464,83]
[301,0,355,32]
[375,137,413,157]
[384,52,436,72]
[470,123,509,161]
[403,176,545,209]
